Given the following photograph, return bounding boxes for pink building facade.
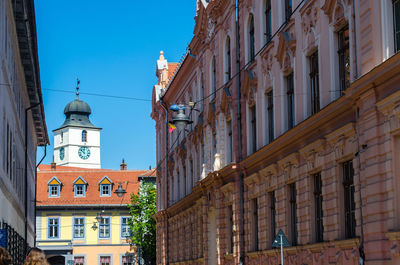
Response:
[151,0,400,264]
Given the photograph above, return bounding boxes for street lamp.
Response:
[91,222,98,231]
[170,104,192,132]
[95,212,103,223]
[114,183,127,198]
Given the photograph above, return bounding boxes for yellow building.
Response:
[36,163,154,265]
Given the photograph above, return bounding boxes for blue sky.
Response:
[35,0,195,169]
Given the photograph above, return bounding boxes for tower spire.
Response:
[76,78,80,99]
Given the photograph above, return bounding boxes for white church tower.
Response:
[53,82,101,168]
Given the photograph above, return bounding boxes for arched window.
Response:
[249,15,255,61]
[225,36,231,82]
[211,56,216,99]
[265,0,272,42]
[82,130,87,142]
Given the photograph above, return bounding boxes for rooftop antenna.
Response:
[76,78,80,99]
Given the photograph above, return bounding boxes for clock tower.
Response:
[53,84,101,168]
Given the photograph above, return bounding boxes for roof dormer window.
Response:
[99,176,113,197]
[48,177,62,198]
[73,176,87,197]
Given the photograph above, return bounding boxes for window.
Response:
[286,73,295,130]
[285,0,292,22]
[49,185,60,197]
[121,255,134,265]
[73,217,85,239]
[99,256,111,265]
[265,0,272,42]
[394,0,400,52]
[250,105,257,153]
[100,184,111,196]
[337,25,350,94]
[183,164,187,196]
[266,91,274,143]
[269,191,276,247]
[74,184,85,197]
[121,217,131,238]
[249,15,255,61]
[343,160,356,238]
[189,159,194,189]
[99,217,110,238]
[227,120,233,163]
[48,217,59,238]
[82,130,87,142]
[309,51,320,114]
[74,256,84,265]
[211,57,216,100]
[60,131,64,143]
[289,183,297,246]
[212,131,217,159]
[314,172,323,242]
[200,73,204,111]
[228,205,233,253]
[225,37,232,82]
[252,198,259,251]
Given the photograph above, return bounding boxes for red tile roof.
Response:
[37,164,154,206]
[168,63,179,80]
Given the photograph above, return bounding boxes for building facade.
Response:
[36,163,151,265]
[36,95,155,265]
[0,0,49,263]
[152,0,400,264]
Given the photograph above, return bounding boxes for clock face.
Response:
[59,147,65,160]
[78,146,90,160]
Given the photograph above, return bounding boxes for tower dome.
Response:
[58,98,98,129]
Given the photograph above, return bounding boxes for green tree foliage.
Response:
[128,182,157,265]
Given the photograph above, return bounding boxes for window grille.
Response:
[309,51,320,114]
[289,183,297,245]
[314,172,323,242]
[343,160,356,238]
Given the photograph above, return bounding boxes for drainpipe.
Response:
[355,108,365,264]
[352,0,358,79]
[25,102,40,251]
[235,0,245,264]
[160,99,169,265]
[34,144,47,246]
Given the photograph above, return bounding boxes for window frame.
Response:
[309,51,320,115]
[266,90,274,143]
[121,216,131,238]
[74,256,85,265]
[82,130,87,142]
[73,217,85,239]
[100,184,111,197]
[252,197,259,251]
[99,216,111,239]
[249,14,256,62]
[285,0,292,22]
[343,160,356,239]
[337,25,350,95]
[250,105,257,154]
[269,191,276,248]
[74,184,85,197]
[314,172,324,242]
[289,183,297,246]
[227,119,233,163]
[265,0,272,42]
[49,185,60,198]
[286,73,295,130]
[48,217,60,239]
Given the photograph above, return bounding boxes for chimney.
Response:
[120,159,127,170]
[51,161,56,171]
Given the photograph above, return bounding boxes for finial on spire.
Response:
[159,51,165,60]
[76,78,80,99]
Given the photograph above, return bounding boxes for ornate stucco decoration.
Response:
[177,141,187,161]
[261,43,275,88]
[220,87,232,119]
[206,18,216,42]
[243,69,257,106]
[278,153,299,184]
[386,231,400,258]
[275,32,296,74]
[207,102,216,131]
[300,0,319,48]
[376,90,400,134]
[299,139,326,173]
[322,0,350,28]
[259,163,278,191]
[221,182,235,205]
[244,172,264,199]
[325,123,356,161]
[168,156,175,177]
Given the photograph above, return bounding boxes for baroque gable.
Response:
[321,0,350,27]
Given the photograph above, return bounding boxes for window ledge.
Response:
[224,253,234,260]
